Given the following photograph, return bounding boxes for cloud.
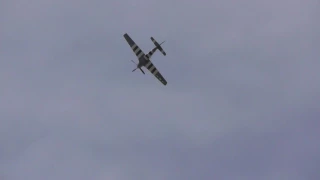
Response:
[1,0,319,179]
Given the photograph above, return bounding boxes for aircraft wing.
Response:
[123,33,145,59]
[144,61,167,85]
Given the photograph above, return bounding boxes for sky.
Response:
[1,0,320,179]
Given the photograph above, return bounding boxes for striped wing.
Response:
[123,33,145,59]
[144,61,167,85]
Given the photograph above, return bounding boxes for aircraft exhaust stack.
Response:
[151,37,166,56]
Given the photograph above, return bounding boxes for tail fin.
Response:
[151,37,166,56]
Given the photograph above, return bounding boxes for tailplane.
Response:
[150,37,166,56]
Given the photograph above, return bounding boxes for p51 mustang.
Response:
[123,33,168,85]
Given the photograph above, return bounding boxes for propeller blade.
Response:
[131,60,137,65]
[139,68,145,74]
[132,68,137,72]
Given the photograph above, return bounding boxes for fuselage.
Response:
[137,55,149,68]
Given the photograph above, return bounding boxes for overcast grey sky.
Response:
[1,0,320,179]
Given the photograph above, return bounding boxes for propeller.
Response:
[131,60,145,74]
[139,68,145,74]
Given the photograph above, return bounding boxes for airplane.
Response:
[123,33,168,85]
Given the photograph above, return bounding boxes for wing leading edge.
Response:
[123,33,145,59]
[144,61,167,85]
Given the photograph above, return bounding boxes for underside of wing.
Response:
[144,61,167,85]
[123,33,145,59]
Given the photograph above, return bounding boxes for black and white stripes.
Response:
[144,61,158,75]
[130,44,145,59]
[145,47,157,60]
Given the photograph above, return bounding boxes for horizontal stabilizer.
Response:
[151,37,166,56]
